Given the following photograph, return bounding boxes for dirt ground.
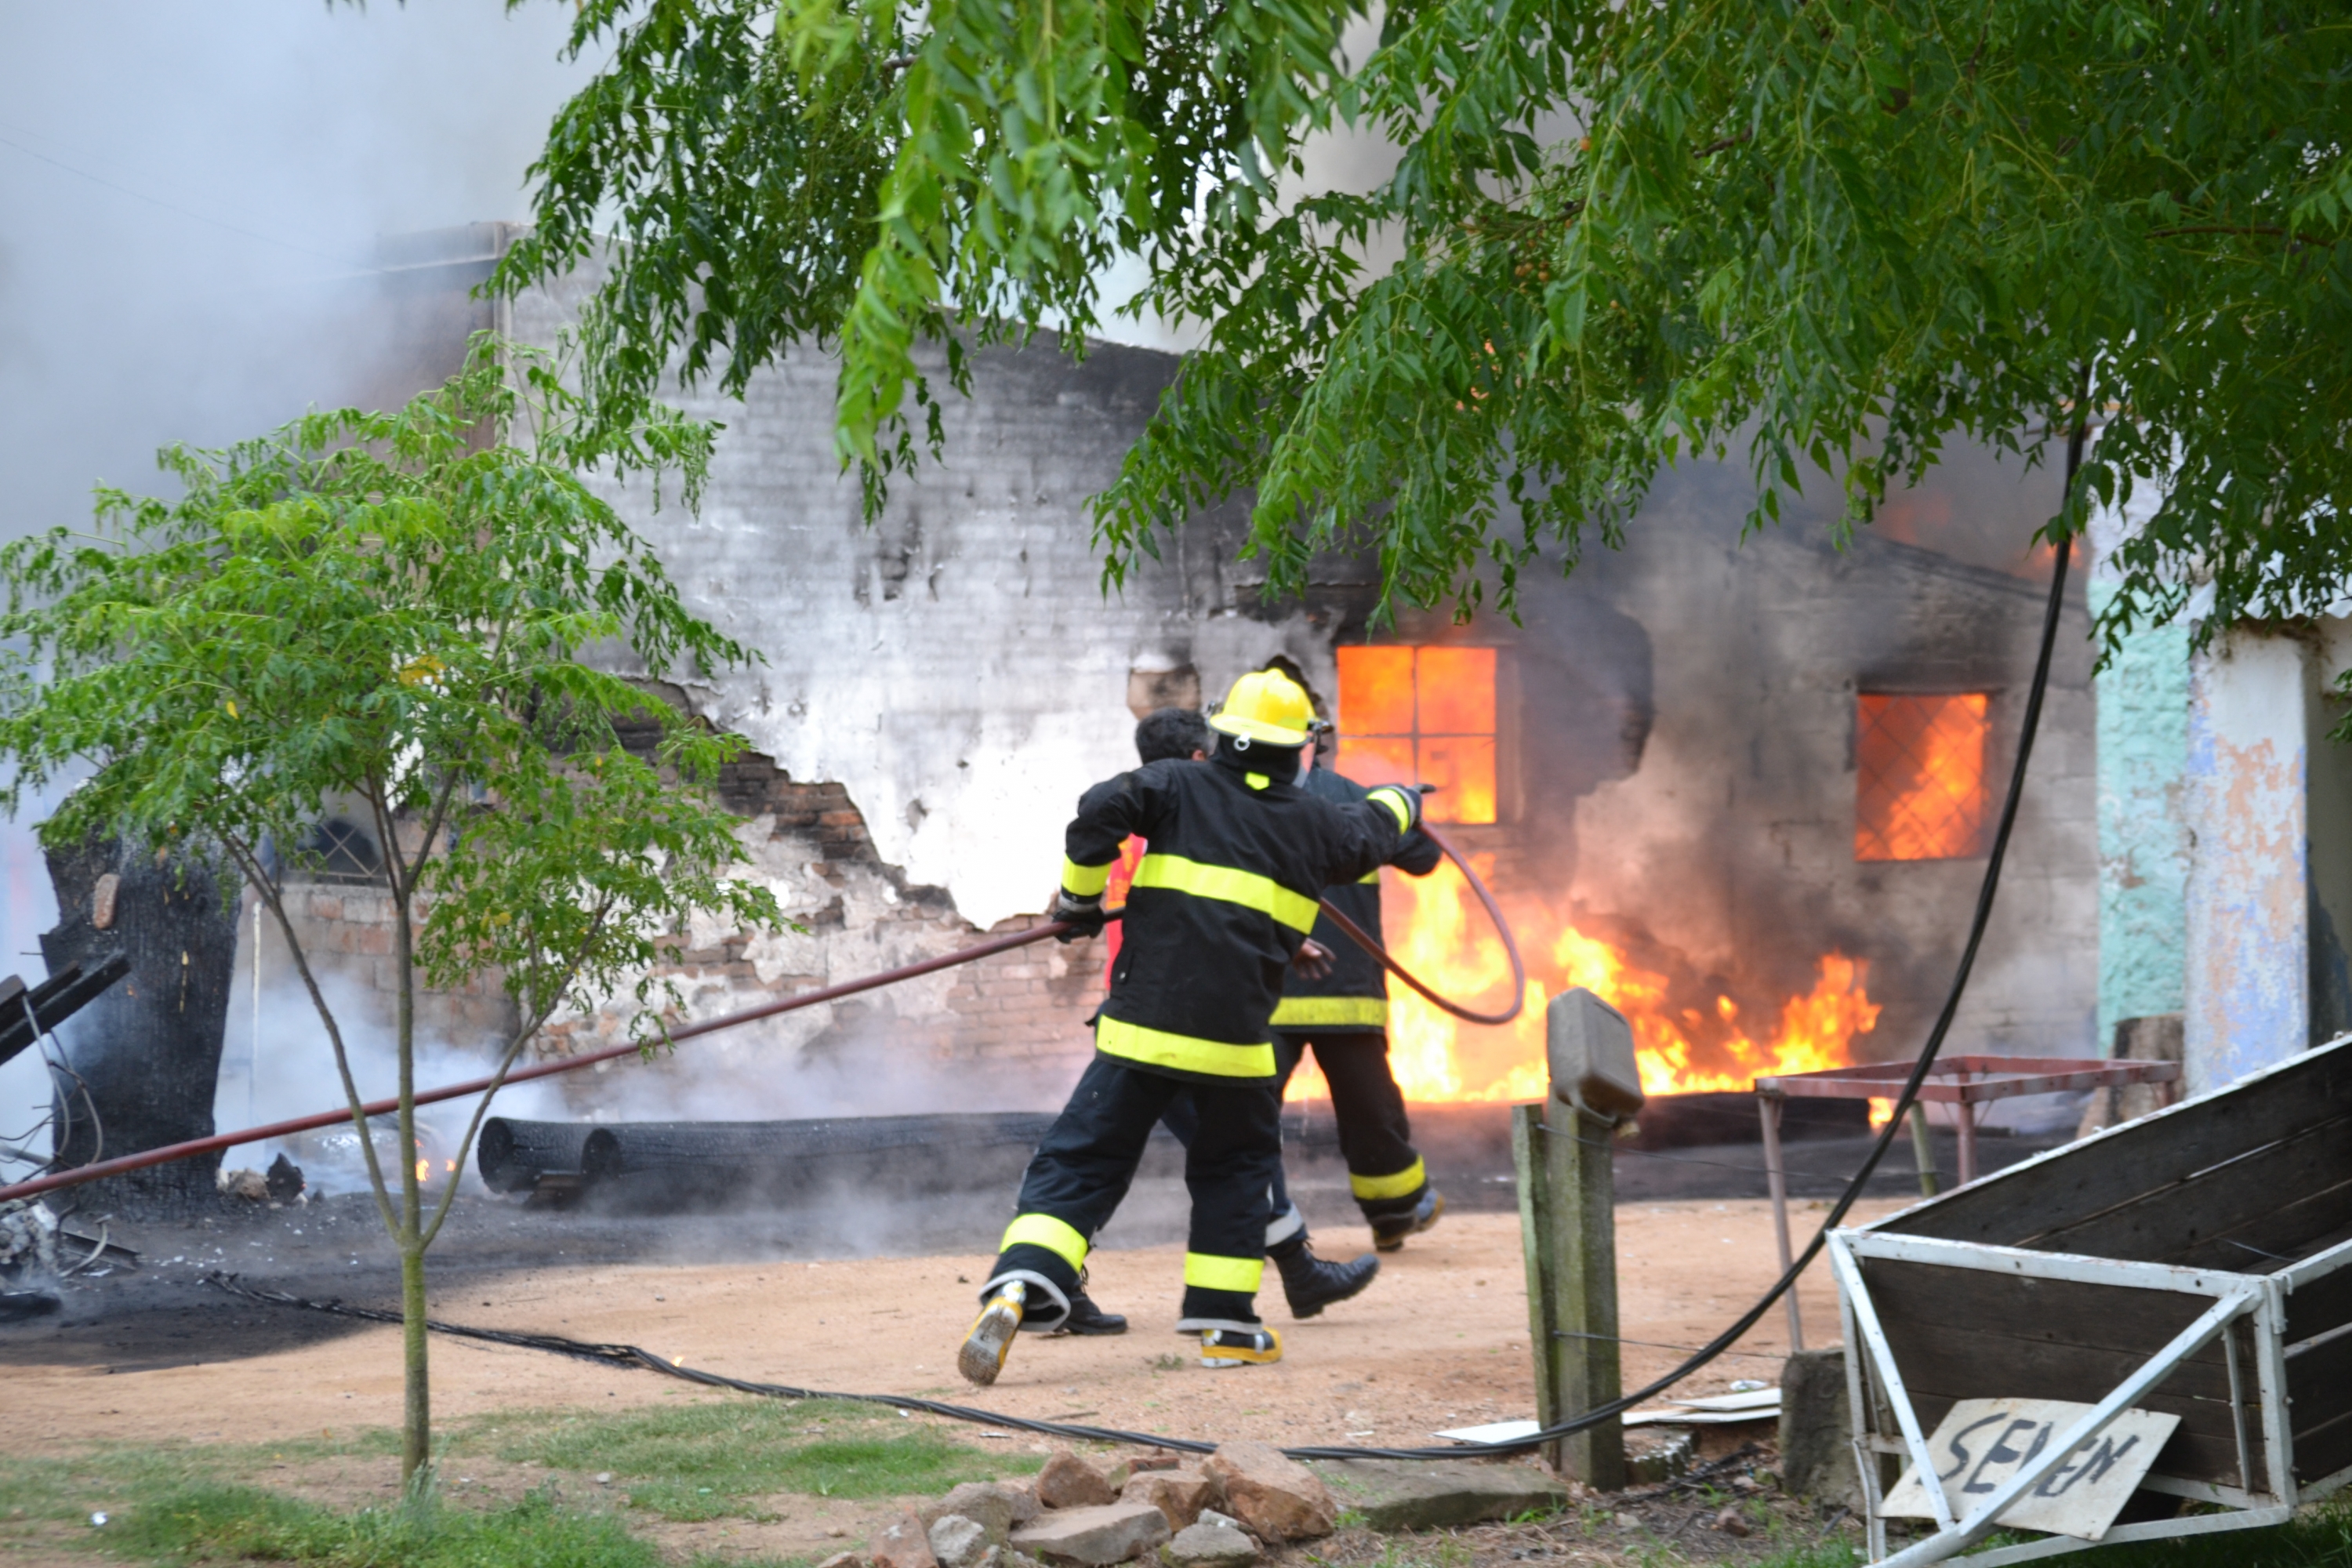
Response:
[2,1200,1904,1454]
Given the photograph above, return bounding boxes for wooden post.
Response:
[1515,989,1641,1488]
[1907,1103,1941,1197]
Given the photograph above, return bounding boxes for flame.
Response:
[1857,694,1989,862]
[416,1157,432,1182]
[1287,857,1882,1104]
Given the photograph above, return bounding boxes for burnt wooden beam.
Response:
[0,953,132,1070]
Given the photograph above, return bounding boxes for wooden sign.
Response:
[1878,1398,2180,1541]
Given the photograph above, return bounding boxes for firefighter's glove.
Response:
[1051,891,1107,941]
[1290,937,1336,982]
[1368,783,1424,834]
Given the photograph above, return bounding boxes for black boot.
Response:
[1370,1189,1445,1253]
[1062,1287,1129,1335]
[1269,1235,1379,1319]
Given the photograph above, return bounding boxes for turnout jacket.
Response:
[1062,750,1417,1082]
[1270,764,1443,1033]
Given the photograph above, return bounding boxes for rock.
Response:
[1196,1512,1246,1534]
[1121,1468,1219,1531]
[216,1167,267,1201]
[876,1512,941,1568]
[924,1482,1037,1541]
[264,1152,305,1203]
[1612,1513,1639,1530]
[1626,1432,1693,1486]
[1778,1346,1864,1512]
[1712,1505,1751,1537]
[1160,1523,1259,1568]
[1037,1450,1120,1509]
[818,1554,868,1568]
[1009,1501,1173,1566]
[1309,1459,1567,1533]
[1125,1450,1183,1473]
[1202,1443,1335,1543]
[931,1515,992,1568]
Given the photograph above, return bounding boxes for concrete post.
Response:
[1514,989,1640,1487]
[2183,619,2352,1092]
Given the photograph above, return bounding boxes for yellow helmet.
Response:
[1208,668,1315,747]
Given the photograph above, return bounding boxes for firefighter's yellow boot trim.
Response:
[958,1279,1027,1386]
[1199,1325,1282,1368]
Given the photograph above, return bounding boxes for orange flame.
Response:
[1857,694,1989,862]
[1288,857,1882,1104]
[416,1157,432,1183]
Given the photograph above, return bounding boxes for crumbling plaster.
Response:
[511,270,1328,932]
[2182,617,2352,1093]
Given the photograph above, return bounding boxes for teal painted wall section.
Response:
[2094,582,2191,1052]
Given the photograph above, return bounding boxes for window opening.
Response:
[1335,646,1497,825]
[1855,693,1991,861]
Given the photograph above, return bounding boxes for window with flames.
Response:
[1334,646,1498,825]
[1856,692,1991,862]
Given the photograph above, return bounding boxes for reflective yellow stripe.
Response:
[1270,995,1389,1028]
[1183,1252,1265,1294]
[1367,786,1414,832]
[1097,1015,1276,1078]
[1062,857,1113,898]
[1000,1213,1090,1270]
[1133,853,1319,933]
[1358,870,1381,884]
[1349,1157,1428,1201]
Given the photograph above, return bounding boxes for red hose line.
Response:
[0,824,1524,1207]
[1322,823,1526,1027]
[0,916,1091,1207]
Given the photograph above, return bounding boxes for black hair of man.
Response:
[1134,706,1211,764]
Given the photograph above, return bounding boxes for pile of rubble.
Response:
[837,1442,1341,1568]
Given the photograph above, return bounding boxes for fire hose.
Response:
[0,823,1519,1209]
[20,471,2080,1468]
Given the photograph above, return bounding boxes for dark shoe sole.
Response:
[1372,1192,1446,1252]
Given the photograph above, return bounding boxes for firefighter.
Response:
[1100,706,1387,1323]
[957,669,1423,1384]
[1272,728,1449,1250]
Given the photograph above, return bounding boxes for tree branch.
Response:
[219,830,401,1239]
[418,895,619,1250]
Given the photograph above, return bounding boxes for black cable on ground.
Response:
[199,403,2088,1468]
[202,501,2077,1466]
[204,492,2082,1466]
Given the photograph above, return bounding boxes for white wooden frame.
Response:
[1831,1221,2352,1564]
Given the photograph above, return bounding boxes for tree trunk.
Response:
[40,837,241,1217]
[401,1235,430,1490]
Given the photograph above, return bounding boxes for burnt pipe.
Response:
[489,1113,1074,1214]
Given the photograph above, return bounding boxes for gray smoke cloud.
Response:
[0,0,593,1156]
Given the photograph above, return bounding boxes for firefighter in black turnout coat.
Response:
[1271,742,1450,1248]
[957,670,1424,1384]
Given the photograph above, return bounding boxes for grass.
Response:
[0,1393,1040,1563]
[474,1397,1040,1521]
[107,1483,659,1568]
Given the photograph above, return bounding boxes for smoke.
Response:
[0,0,593,1166]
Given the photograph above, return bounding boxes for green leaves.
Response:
[502,0,2352,644]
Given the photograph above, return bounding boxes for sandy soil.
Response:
[2,1200,1902,1450]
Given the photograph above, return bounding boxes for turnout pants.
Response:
[1273,1031,1428,1225]
[987,1054,1281,1331]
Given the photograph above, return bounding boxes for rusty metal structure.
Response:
[1831,1034,2352,1564]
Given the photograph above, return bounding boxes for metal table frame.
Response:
[1754,1056,2181,1349]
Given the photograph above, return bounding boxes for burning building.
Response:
[230,225,2096,1131]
